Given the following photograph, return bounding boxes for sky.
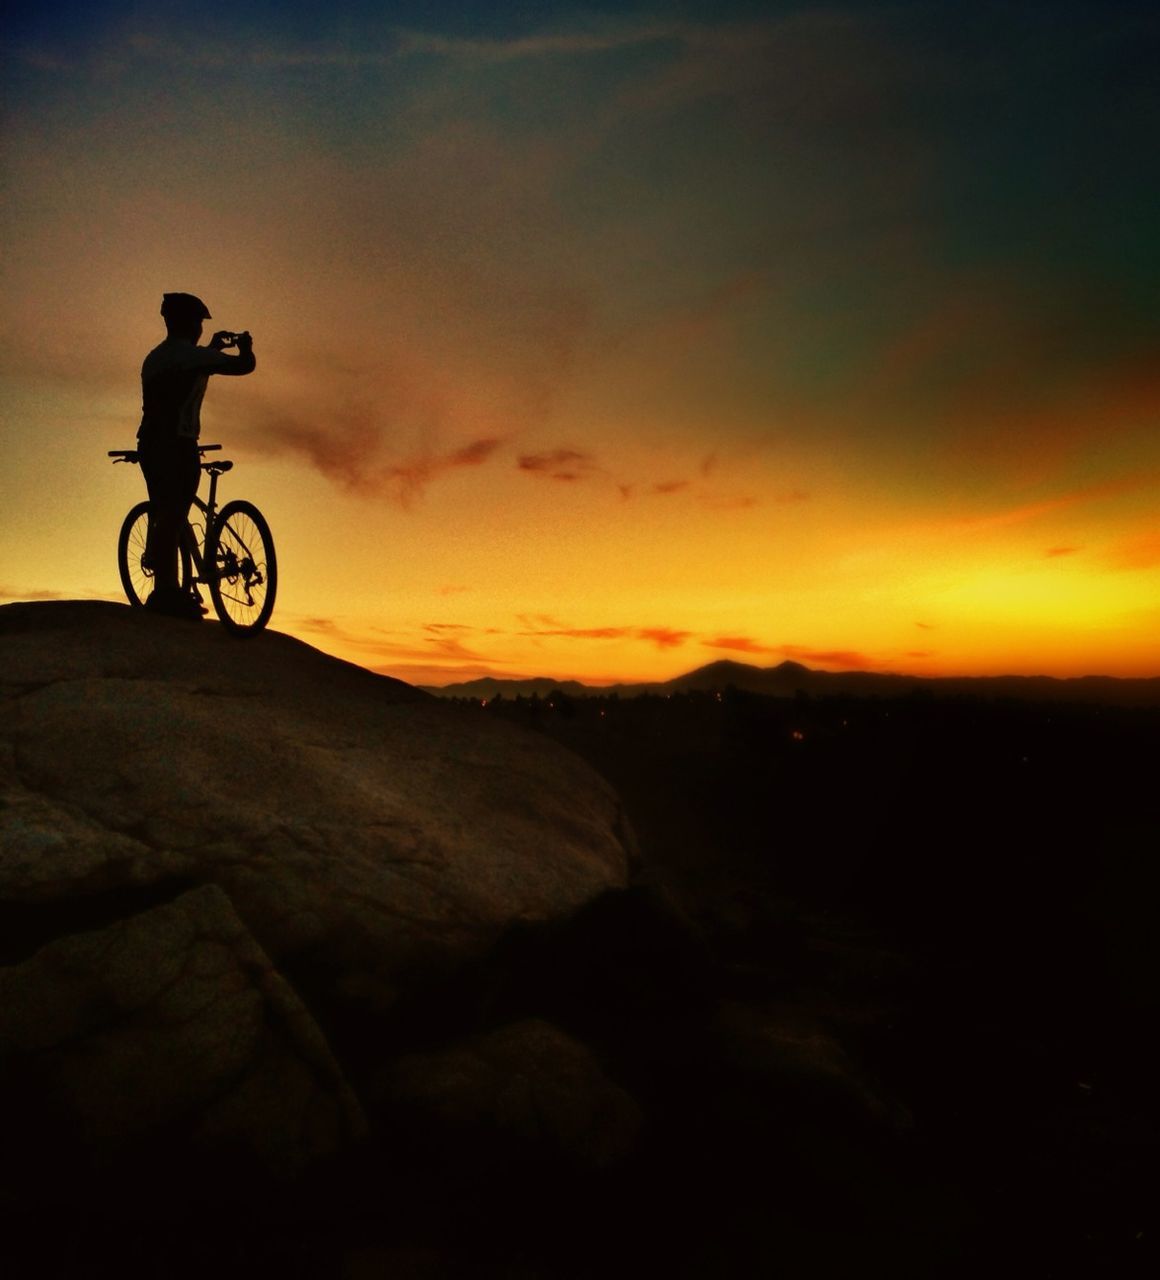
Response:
[2,0,1158,684]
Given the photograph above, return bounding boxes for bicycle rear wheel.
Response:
[208,500,277,633]
[117,502,192,606]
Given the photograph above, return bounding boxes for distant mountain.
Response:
[422,659,1160,707]
[417,675,594,702]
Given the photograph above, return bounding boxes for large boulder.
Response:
[0,884,366,1191]
[0,602,633,1013]
[376,1018,643,1173]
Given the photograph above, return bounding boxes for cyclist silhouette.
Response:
[138,292,255,618]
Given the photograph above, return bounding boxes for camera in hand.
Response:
[221,331,250,348]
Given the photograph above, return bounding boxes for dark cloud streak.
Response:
[247,404,504,505]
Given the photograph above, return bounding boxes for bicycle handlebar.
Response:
[108,444,222,462]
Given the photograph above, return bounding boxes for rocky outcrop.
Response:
[0,600,638,1201]
[0,600,941,1279]
[0,884,365,1185]
[378,1018,643,1173]
[1,601,633,1012]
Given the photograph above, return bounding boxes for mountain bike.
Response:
[110,443,277,634]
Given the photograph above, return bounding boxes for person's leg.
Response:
[139,437,180,594]
[175,439,204,611]
[139,437,201,615]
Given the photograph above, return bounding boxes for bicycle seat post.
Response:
[204,465,218,518]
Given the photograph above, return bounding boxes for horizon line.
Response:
[4,598,1157,688]
[401,657,1160,690]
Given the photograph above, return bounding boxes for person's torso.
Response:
[139,340,212,440]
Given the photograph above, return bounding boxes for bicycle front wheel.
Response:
[208,500,277,633]
[117,502,192,606]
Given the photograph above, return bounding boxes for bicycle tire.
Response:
[117,502,193,606]
[207,499,277,633]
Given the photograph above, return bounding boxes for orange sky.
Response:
[2,3,1158,684]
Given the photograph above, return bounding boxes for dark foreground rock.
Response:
[0,601,645,1269]
[377,1018,643,1173]
[0,884,365,1192]
[6,601,1154,1277]
[1,601,633,1009]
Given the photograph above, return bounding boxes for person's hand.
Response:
[235,330,253,352]
[209,330,235,351]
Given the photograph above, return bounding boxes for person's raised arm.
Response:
[205,330,256,376]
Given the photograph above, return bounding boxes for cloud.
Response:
[637,627,693,649]
[425,635,489,662]
[651,480,690,495]
[706,636,875,668]
[703,635,779,655]
[247,403,504,504]
[53,25,679,75]
[516,613,567,629]
[699,493,760,511]
[518,625,631,641]
[0,586,67,602]
[295,616,345,636]
[287,613,502,667]
[398,24,681,65]
[514,621,692,650]
[517,449,602,482]
[898,471,1160,540]
[385,438,504,505]
[915,621,936,630]
[1045,545,1080,558]
[781,645,874,670]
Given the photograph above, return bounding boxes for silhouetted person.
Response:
[138,292,255,619]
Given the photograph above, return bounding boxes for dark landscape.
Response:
[2,602,1157,1277]
[421,659,1160,708]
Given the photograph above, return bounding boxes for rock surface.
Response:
[0,601,633,1011]
[0,883,365,1181]
[378,1018,643,1173]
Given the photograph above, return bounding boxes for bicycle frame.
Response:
[182,467,226,595]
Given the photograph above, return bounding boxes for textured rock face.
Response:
[0,601,638,1196]
[379,1019,644,1172]
[0,884,366,1178]
[0,602,632,1008]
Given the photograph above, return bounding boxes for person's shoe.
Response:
[175,594,206,621]
[145,588,204,621]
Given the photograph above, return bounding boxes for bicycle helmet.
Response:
[160,292,212,321]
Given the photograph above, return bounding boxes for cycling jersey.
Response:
[138,339,239,441]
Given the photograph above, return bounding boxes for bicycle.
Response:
[110,443,277,634]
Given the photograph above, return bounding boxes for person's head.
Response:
[160,292,211,341]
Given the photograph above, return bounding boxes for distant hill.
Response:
[422,658,1160,707]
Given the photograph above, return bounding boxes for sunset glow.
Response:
[3,2,1158,684]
